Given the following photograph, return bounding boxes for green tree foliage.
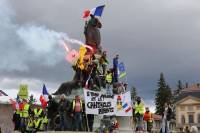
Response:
[131,86,137,101]
[155,73,173,115]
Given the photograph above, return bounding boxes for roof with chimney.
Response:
[175,84,200,103]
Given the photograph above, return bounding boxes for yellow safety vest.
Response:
[34,118,44,130]
[42,116,48,124]
[26,118,34,131]
[106,73,112,83]
[16,109,20,115]
[22,104,30,118]
[135,102,144,115]
[34,108,43,117]
[72,100,83,111]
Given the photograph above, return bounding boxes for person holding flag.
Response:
[113,54,119,83]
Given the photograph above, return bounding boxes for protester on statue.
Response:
[143,107,153,133]
[123,83,128,92]
[99,51,109,76]
[20,99,32,133]
[135,97,145,129]
[58,94,70,131]
[71,95,84,131]
[161,102,172,133]
[105,69,113,95]
[90,60,101,89]
[113,54,119,83]
[47,95,58,130]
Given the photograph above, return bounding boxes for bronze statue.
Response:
[84,14,102,53]
[54,15,103,96]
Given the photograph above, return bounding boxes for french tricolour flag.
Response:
[40,84,49,109]
[83,5,105,18]
[122,102,132,113]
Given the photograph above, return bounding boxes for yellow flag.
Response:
[18,84,28,99]
[78,45,87,70]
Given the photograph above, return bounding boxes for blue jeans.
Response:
[74,112,82,131]
[135,114,143,129]
[106,84,113,95]
[162,120,170,133]
[20,117,28,133]
[59,112,67,131]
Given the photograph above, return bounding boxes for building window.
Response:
[181,115,185,124]
[188,114,194,123]
[196,105,200,110]
[188,106,193,111]
[180,106,185,111]
[198,114,200,123]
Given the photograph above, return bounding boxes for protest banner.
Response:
[18,84,28,99]
[115,91,132,116]
[84,89,115,115]
[84,89,132,116]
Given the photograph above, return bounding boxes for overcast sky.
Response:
[1,0,200,109]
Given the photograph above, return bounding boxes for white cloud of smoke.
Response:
[0,0,83,72]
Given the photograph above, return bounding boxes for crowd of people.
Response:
[12,94,95,133]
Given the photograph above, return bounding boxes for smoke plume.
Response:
[0,0,82,72]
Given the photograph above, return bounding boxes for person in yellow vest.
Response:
[42,111,48,131]
[33,117,44,132]
[26,113,34,133]
[106,69,113,95]
[20,99,31,133]
[143,107,153,132]
[71,95,83,131]
[135,97,145,129]
[99,51,109,76]
[33,106,44,118]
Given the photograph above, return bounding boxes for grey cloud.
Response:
[1,0,200,104]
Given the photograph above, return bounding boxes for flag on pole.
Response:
[85,75,91,89]
[83,5,105,18]
[40,84,48,109]
[118,62,126,78]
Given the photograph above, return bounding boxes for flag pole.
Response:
[85,114,89,132]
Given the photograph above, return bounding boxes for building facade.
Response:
[175,85,200,131]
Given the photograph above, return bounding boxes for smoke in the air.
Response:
[0,0,82,72]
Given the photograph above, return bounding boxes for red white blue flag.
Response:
[83,5,105,18]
